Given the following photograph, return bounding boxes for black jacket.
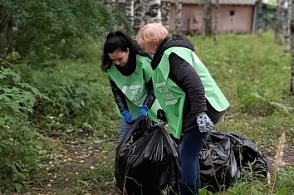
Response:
[151,34,225,132]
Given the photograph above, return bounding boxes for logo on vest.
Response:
[155,82,177,105]
[129,84,145,103]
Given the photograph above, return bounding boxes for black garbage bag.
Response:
[199,132,240,192]
[115,117,180,195]
[227,132,268,177]
[199,131,268,192]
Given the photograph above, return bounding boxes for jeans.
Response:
[179,116,222,194]
[180,129,208,194]
[119,118,132,142]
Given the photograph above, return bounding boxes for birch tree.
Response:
[213,0,219,44]
[133,0,144,34]
[290,0,294,94]
[161,0,171,31]
[104,0,117,10]
[175,0,182,34]
[145,0,161,23]
[125,0,134,26]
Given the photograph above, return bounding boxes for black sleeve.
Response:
[109,78,128,112]
[143,76,156,109]
[168,52,207,114]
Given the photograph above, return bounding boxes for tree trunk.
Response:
[161,0,171,31]
[133,0,144,34]
[175,0,182,34]
[275,0,285,44]
[285,0,292,52]
[104,0,117,10]
[202,0,212,38]
[256,0,263,35]
[145,0,161,23]
[291,0,294,94]
[213,0,219,44]
[125,0,134,26]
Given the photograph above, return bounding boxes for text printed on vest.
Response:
[155,82,178,105]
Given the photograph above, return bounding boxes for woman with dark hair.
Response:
[101,31,161,142]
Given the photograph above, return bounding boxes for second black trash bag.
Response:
[199,131,269,193]
[199,132,240,192]
[115,117,180,195]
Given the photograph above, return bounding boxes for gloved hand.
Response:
[196,112,214,133]
[122,110,134,124]
[138,105,148,117]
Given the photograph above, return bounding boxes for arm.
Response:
[143,78,155,108]
[109,78,128,112]
[141,55,156,109]
[168,52,207,115]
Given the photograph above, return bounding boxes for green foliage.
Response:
[0,68,49,192]
[0,123,48,192]
[0,68,47,122]
[0,0,128,61]
[17,61,118,138]
[276,167,294,194]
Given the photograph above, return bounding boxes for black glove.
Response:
[157,109,167,123]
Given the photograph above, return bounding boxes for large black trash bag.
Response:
[199,132,240,192]
[115,117,180,195]
[199,131,268,192]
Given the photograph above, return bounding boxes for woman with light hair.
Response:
[137,23,229,195]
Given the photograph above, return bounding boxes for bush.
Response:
[0,68,49,192]
[18,61,119,138]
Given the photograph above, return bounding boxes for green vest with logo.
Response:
[153,47,229,139]
[108,54,161,121]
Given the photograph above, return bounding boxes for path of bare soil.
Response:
[20,133,294,195]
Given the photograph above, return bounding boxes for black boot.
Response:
[179,182,197,195]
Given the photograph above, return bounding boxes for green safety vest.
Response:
[108,54,161,121]
[152,47,229,139]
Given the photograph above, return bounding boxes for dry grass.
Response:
[268,131,286,194]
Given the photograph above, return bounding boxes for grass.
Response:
[2,31,294,195]
[188,32,294,150]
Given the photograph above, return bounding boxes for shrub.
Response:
[0,68,49,192]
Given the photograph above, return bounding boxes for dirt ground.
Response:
[266,145,294,173]
[18,133,294,195]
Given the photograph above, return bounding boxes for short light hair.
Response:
[136,23,168,48]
